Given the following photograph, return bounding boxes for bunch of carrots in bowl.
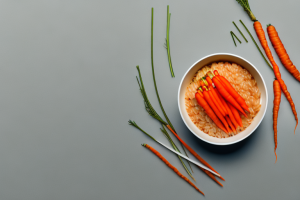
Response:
[195,70,247,135]
[178,53,268,146]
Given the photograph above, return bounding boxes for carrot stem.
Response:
[151,8,192,169]
[231,31,242,44]
[231,32,237,46]
[232,21,248,42]
[165,5,175,77]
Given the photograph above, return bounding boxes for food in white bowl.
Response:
[178,53,268,145]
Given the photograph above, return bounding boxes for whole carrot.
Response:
[205,76,228,115]
[228,102,243,128]
[217,91,239,129]
[208,86,226,116]
[166,124,225,182]
[254,21,298,134]
[142,144,204,195]
[195,92,228,133]
[211,76,247,118]
[213,70,250,112]
[202,87,231,133]
[236,0,298,134]
[226,116,236,134]
[267,24,300,81]
[273,79,281,163]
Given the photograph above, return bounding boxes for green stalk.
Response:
[239,20,273,70]
[128,120,195,181]
[231,32,237,47]
[231,31,241,44]
[151,8,192,170]
[165,5,175,77]
[232,21,248,42]
[236,0,256,21]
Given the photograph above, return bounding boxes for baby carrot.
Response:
[142,143,204,195]
[205,76,228,116]
[273,79,281,163]
[195,92,228,133]
[226,115,236,134]
[208,87,226,116]
[254,21,298,134]
[212,76,247,118]
[214,70,250,112]
[202,87,231,133]
[228,102,243,128]
[166,124,225,182]
[217,91,239,129]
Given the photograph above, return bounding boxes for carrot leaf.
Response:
[236,0,256,21]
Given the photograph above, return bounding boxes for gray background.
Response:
[0,0,299,199]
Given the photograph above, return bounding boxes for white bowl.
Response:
[178,53,268,145]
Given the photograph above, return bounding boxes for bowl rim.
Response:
[178,52,268,145]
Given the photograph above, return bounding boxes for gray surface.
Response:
[0,0,300,199]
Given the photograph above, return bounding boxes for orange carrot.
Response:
[217,92,239,129]
[166,124,225,181]
[214,70,250,112]
[273,79,281,162]
[202,87,231,133]
[212,76,247,117]
[208,87,226,116]
[267,24,300,81]
[202,169,223,187]
[228,102,243,128]
[142,144,204,195]
[254,21,298,134]
[205,76,228,116]
[225,115,236,134]
[195,92,228,133]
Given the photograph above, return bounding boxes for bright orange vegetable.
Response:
[195,92,228,133]
[228,102,243,128]
[205,76,228,116]
[166,124,225,182]
[218,92,239,129]
[202,87,230,133]
[225,115,236,134]
[254,21,298,134]
[212,76,247,118]
[273,79,281,162]
[208,87,226,116]
[142,143,204,195]
[267,24,300,81]
[214,70,250,112]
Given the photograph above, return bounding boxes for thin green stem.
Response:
[151,8,191,169]
[232,21,248,42]
[166,5,175,77]
[231,31,241,44]
[239,20,273,70]
[231,32,237,47]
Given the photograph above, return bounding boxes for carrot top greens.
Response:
[236,0,256,21]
